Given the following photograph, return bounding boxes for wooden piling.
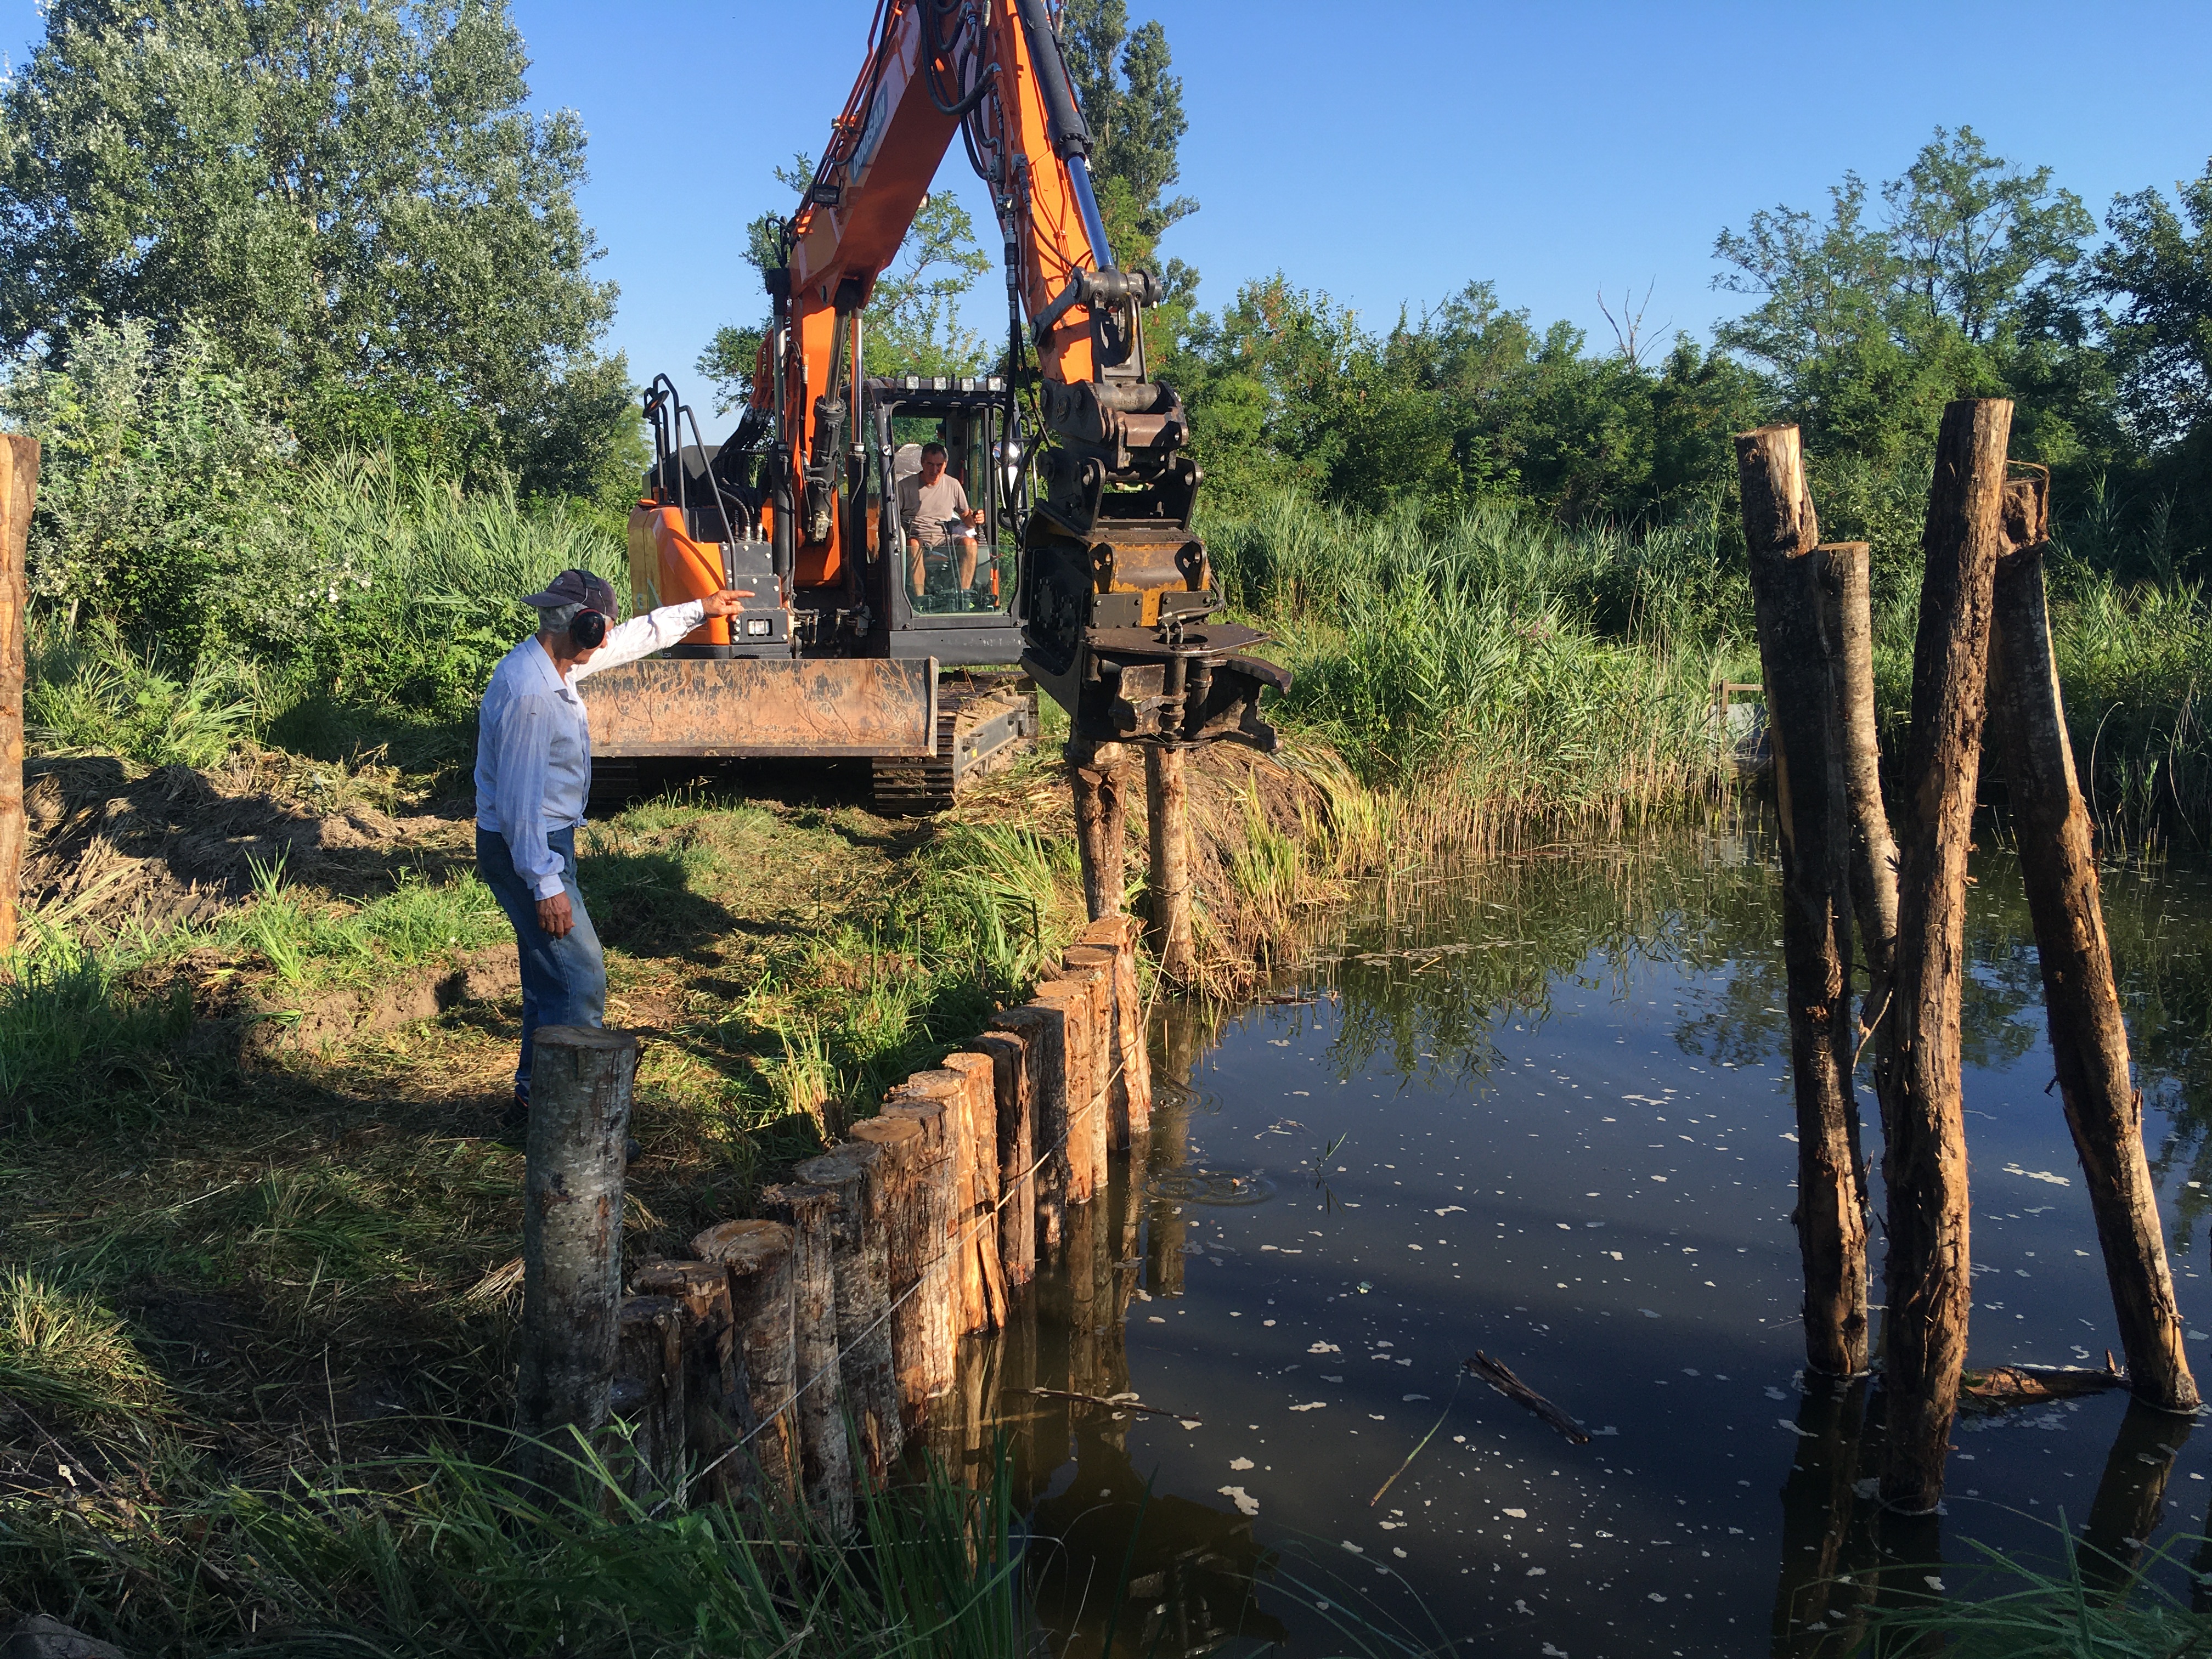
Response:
[1009,991,1084,1228]
[515,1025,639,1499]
[692,1219,799,1502]
[609,1295,687,1504]
[0,435,34,961]
[1146,743,1196,982]
[1988,479,2198,1414]
[873,1091,958,1420]
[1081,915,1153,1148]
[974,1028,1037,1293]
[943,1051,1012,1330]
[795,1136,903,1480]
[1070,738,1131,921]
[758,1183,856,1527]
[1816,540,1902,1135]
[1878,397,2013,1513]
[1736,425,1869,1380]
[989,1002,1064,1256]
[1054,954,1116,1190]
[630,1260,743,1502]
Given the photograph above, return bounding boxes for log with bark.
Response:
[795,1136,902,1480]
[757,1183,855,1528]
[1464,1352,1590,1445]
[692,1219,799,1502]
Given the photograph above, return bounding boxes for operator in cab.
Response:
[900,439,988,606]
[475,568,749,1127]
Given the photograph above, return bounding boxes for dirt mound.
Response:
[22,755,469,936]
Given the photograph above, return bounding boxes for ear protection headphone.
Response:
[570,608,608,649]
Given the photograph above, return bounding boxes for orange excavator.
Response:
[584,0,1286,813]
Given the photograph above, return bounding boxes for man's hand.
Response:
[537,891,574,937]
[698,588,756,618]
[962,507,985,527]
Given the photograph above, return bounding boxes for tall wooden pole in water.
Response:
[0,435,36,961]
[1880,397,2012,1513]
[1815,541,1901,1145]
[1987,475,2199,1414]
[1736,425,1869,1380]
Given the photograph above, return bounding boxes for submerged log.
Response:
[1737,426,1869,1380]
[609,1295,687,1504]
[797,1136,902,1480]
[1146,743,1196,982]
[1070,738,1131,921]
[1959,1355,2125,1413]
[1816,541,1901,1146]
[629,1259,743,1503]
[1987,482,2200,1417]
[692,1219,799,1502]
[757,1184,855,1529]
[515,1026,638,1501]
[1464,1352,1590,1445]
[1879,397,2013,1514]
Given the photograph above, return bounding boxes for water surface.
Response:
[964,824,2212,1657]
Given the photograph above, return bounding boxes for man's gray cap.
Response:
[521,568,619,615]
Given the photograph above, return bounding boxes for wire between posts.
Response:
[710,1047,1130,1467]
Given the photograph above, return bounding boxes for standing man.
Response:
[476,568,748,1124]
[899,440,988,605]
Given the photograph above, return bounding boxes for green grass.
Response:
[0,1266,171,1431]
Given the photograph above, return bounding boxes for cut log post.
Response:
[692,1220,799,1503]
[609,1295,687,1505]
[1878,397,2013,1513]
[992,1003,1067,1258]
[887,1071,979,1338]
[1768,1378,1878,1654]
[1816,541,1902,1142]
[757,1184,855,1529]
[1146,1002,1204,1299]
[796,1136,903,1481]
[1070,738,1131,921]
[1081,915,1153,1147]
[515,1025,639,1500]
[1026,983,1095,1208]
[1146,743,1196,982]
[874,1090,958,1420]
[943,1051,1011,1331]
[1054,953,1116,1190]
[630,1260,743,1504]
[1989,480,2198,1414]
[1736,425,1869,1380]
[0,435,35,962]
[974,1028,1037,1294]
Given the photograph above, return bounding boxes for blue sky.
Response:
[9,1,2210,436]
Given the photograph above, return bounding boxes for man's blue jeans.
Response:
[476,826,606,1102]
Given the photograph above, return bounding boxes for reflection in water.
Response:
[936,825,2212,1652]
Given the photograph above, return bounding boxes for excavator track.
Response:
[870,673,1039,816]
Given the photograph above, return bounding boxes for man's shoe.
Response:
[501,1092,529,1131]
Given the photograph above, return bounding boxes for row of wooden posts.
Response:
[513,914,1152,1517]
[1739,402,2196,1515]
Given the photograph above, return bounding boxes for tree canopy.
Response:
[0,0,633,499]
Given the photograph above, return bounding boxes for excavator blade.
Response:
[581,657,938,759]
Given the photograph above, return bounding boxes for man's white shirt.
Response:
[474,601,705,900]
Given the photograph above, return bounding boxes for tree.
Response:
[698,154,992,414]
[0,0,628,497]
[2098,160,2212,450]
[1884,126,2092,348]
[1062,0,1195,291]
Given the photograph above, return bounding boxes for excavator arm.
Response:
[754,0,1286,751]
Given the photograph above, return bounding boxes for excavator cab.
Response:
[857,375,1026,663]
